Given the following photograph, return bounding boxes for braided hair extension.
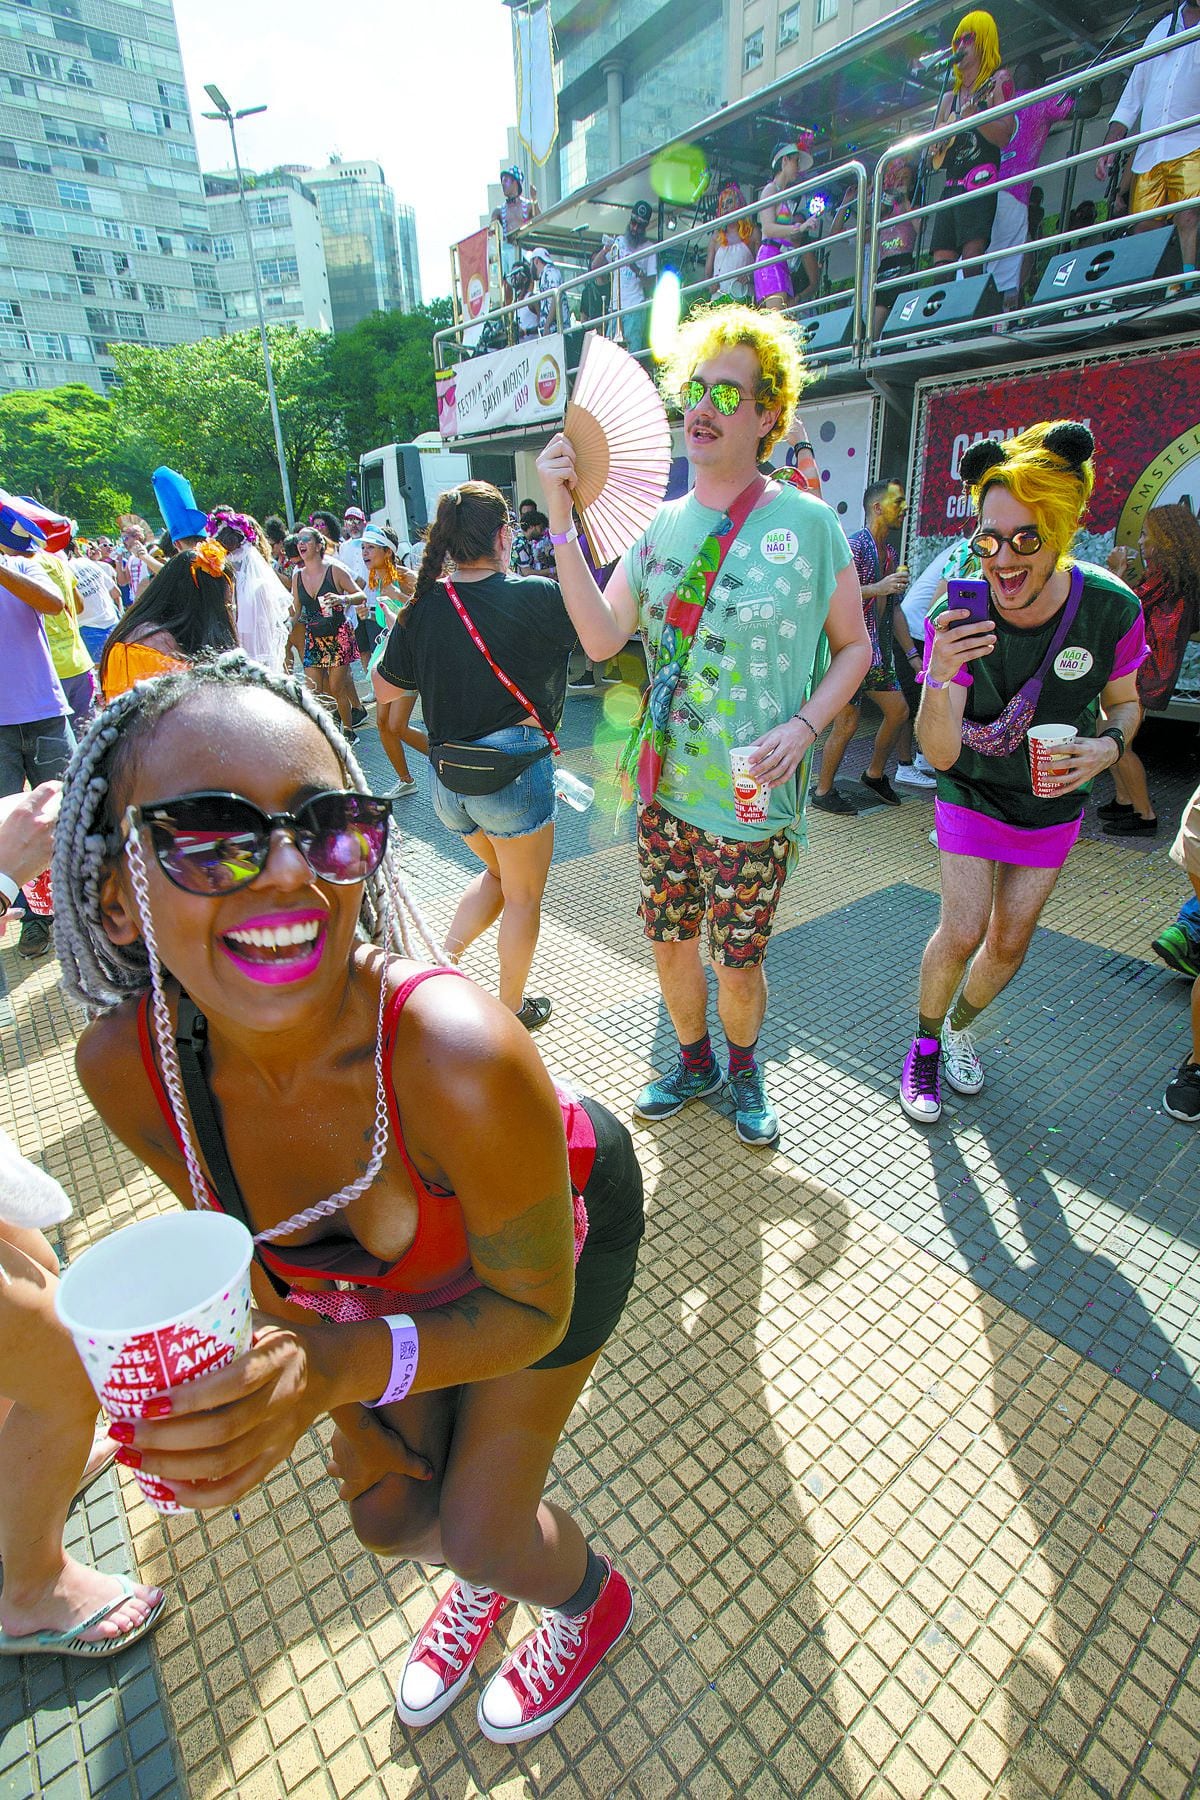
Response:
[52,650,446,1016]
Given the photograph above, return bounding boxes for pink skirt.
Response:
[753,241,793,302]
[935,799,1083,870]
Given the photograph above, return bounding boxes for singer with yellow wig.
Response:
[930,9,1015,270]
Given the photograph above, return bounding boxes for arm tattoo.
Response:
[466,1190,568,1282]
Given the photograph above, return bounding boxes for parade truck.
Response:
[358,435,517,547]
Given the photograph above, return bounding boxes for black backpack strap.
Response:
[174,994,290,1301]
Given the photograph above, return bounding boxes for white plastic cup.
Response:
[1027,724,1077,797]
[56,1212,254,1514]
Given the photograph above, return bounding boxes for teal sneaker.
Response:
[1152,925,1200,980]
[633,1056,723,1121]
[727,1066,780,1147]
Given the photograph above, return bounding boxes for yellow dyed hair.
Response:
[968,421,1096,569]
[952,11,1001,90]
[660,302,810,458]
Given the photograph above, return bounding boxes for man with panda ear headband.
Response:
[898,420,1147,1126]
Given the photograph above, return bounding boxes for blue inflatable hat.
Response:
[152,465,208,542]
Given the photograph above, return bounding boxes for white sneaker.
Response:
[385,778,418,798]
[942,1024,984,1095]
[395,1579,509,1728]
[895,762,937,789]
[913,752,935,775]
[928,828,939,848]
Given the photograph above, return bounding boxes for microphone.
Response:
[912,46,962,74]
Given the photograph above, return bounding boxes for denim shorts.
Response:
[430,724,557,840]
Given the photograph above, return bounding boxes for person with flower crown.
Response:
[98,541,238,701]
[206,509,292,673]
[899,422,1146,1125]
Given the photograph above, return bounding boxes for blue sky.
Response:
[174,0,521,305]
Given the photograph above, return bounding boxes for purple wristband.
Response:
[368,1313,419,1408]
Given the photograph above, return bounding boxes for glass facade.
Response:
[0,0,215,394]
[396,201,422,311]
[302,160,403,332]
[552,0,725,195]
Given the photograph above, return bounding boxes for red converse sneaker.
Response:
[476,1558,633,1744]
[395,1578,509,1728]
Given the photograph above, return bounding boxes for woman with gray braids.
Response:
[53,652,642,1744]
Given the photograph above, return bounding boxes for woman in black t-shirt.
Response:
[373,482,578,1031]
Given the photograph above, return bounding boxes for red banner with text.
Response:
[455,229,491,323]
[912,346,1200,563]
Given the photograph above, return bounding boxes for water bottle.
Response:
[554,768,594,812]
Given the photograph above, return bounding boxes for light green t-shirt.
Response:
[621,486,852,840]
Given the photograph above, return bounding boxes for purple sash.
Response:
[960,565,1084,758]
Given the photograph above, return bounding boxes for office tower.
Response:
[206,167,332,333]
[0,0,217,395]
[300,157,404,331]
[395,200,422,312]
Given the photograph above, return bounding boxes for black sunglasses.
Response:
[111,789,392,895]
[970,527,1043,558]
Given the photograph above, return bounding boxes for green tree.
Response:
[110,326,347,522]
[0,384,139,532]
[327,300,453,458]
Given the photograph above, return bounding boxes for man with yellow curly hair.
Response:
[537,303,870,1147]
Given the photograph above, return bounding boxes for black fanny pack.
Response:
[429,737,552,795]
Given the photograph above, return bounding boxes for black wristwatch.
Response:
[1100,725,1126,761]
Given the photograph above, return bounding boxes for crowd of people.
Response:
[1,251,1199,1760]
[481,1,1200,359]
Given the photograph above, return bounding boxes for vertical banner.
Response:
[455,229,491,325]
[515,0,558,169]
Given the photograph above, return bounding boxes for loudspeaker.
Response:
[1032,226,1179,305]
[880,273,998,336]
[798,303,855,353]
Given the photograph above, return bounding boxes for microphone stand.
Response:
[911,59,956,267]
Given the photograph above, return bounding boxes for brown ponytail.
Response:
[411,481,509,609]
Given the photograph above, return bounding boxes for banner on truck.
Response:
[437,334,567,441]
[455,229,491,324]
[771,393,878,528]
[909,344,1200,574]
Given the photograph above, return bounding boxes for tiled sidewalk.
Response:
[2,700,1198,1799]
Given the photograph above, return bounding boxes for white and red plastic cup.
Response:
[729,748,770,826]
[1027,724,1077,798]
[22,867,53,916]
[55,1212,254,1514]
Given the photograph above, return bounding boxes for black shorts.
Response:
[354,614,381,657]
[931,188,997,254]
[531,1096,644,1370]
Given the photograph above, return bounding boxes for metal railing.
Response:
[865,19,1200,348]
[431,19,1200,435]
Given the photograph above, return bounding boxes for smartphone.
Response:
[947,577,991,625]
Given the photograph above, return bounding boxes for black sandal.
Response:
[516,995,553,1030]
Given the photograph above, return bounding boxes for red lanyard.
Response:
[442,579,561,755]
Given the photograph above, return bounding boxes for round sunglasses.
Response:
[680,378,753,416]
[111,789,392,895]
[970,527,1043,559]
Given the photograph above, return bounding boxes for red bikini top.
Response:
[136,967,593,1322]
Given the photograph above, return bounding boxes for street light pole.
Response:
[202,84,295,526]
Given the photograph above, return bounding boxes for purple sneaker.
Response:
[899,1036,942,1123]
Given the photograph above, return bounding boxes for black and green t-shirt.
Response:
[927,561,1144,828]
